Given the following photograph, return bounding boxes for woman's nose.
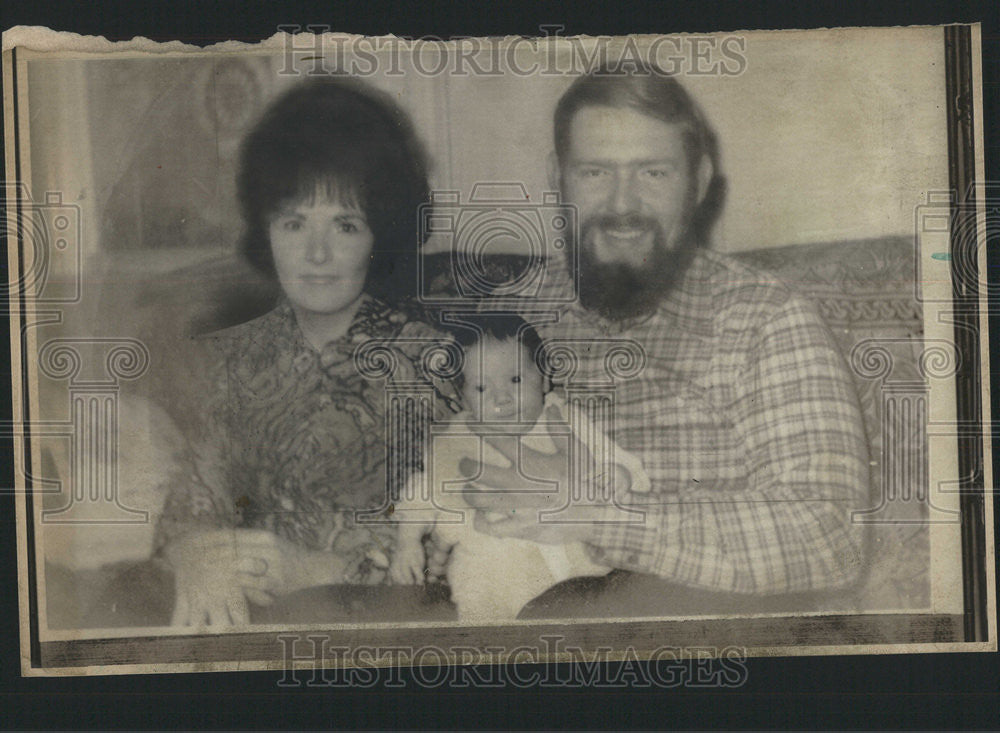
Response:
[304,227,331,264]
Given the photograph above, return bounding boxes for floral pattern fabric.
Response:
[155,297,459,585]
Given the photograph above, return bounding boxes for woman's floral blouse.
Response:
[155,297,459,585]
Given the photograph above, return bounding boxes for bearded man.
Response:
[460,65,871,613]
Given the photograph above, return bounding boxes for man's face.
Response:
[558,105,702,319]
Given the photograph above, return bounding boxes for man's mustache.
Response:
[588,212,659,233]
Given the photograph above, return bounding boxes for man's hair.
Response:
[445,312,549,385]
[553,62,726,244]
[236,77,430,302]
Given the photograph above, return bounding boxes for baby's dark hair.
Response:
[445,312,549,386]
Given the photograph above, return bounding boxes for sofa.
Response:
[41,236,931,627]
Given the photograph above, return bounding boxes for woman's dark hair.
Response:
[553,62,726,245]
[236,76,430,301]
[445,312,549,387]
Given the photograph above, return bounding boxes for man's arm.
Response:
[589,298,871,595]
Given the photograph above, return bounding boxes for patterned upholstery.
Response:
[736,239,929,610]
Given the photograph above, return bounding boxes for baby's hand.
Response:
[389,542,426,585]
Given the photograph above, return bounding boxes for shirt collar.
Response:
[278,295,404,375]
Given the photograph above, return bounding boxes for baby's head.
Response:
[448,313,549,430]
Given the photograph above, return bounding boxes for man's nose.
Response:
[609,169,640,214]
[304,226,331,265]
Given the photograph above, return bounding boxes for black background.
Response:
[2,0,998,729]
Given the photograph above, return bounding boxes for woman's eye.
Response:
[511,376,521,384]
[281,219,303,232]
[338,221,359,234]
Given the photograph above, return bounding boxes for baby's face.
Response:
[461,337,545,428]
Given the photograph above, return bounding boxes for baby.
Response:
[389,313,650,620]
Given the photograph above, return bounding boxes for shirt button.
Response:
[293,352,313,373]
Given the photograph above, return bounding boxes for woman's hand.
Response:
[389,541,426,585]
[165,528,323,627]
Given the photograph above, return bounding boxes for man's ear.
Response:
[695,154,714,205]
[546,152,561,192]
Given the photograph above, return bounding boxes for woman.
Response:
[157,77,457,626]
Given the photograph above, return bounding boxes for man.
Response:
[459,65,871,610]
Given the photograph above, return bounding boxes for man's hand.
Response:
[458,405,612,544]
[165,528,327,627]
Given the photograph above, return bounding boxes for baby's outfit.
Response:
[395,391,650,620]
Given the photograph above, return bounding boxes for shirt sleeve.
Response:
[590,297,871,594]
[555,391,652,496]
[152,340,241,552]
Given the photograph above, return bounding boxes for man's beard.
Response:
[572,213,697,322]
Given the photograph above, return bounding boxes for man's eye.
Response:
[475,385,486,393]
[577,167,607,179]
[511,376,521,384]
[642,167,675,180]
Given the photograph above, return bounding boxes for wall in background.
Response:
[25,27,949,273]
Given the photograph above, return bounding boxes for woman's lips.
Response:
[299,275,339,285]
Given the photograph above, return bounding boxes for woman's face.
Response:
[268,194,375,315]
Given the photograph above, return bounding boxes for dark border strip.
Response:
[944,25,989,643]
[39,614,964,669]
[10,46,43,671]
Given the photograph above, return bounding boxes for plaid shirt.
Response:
[530,249,870,594]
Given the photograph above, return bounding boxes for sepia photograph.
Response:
[3,22,994,676]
